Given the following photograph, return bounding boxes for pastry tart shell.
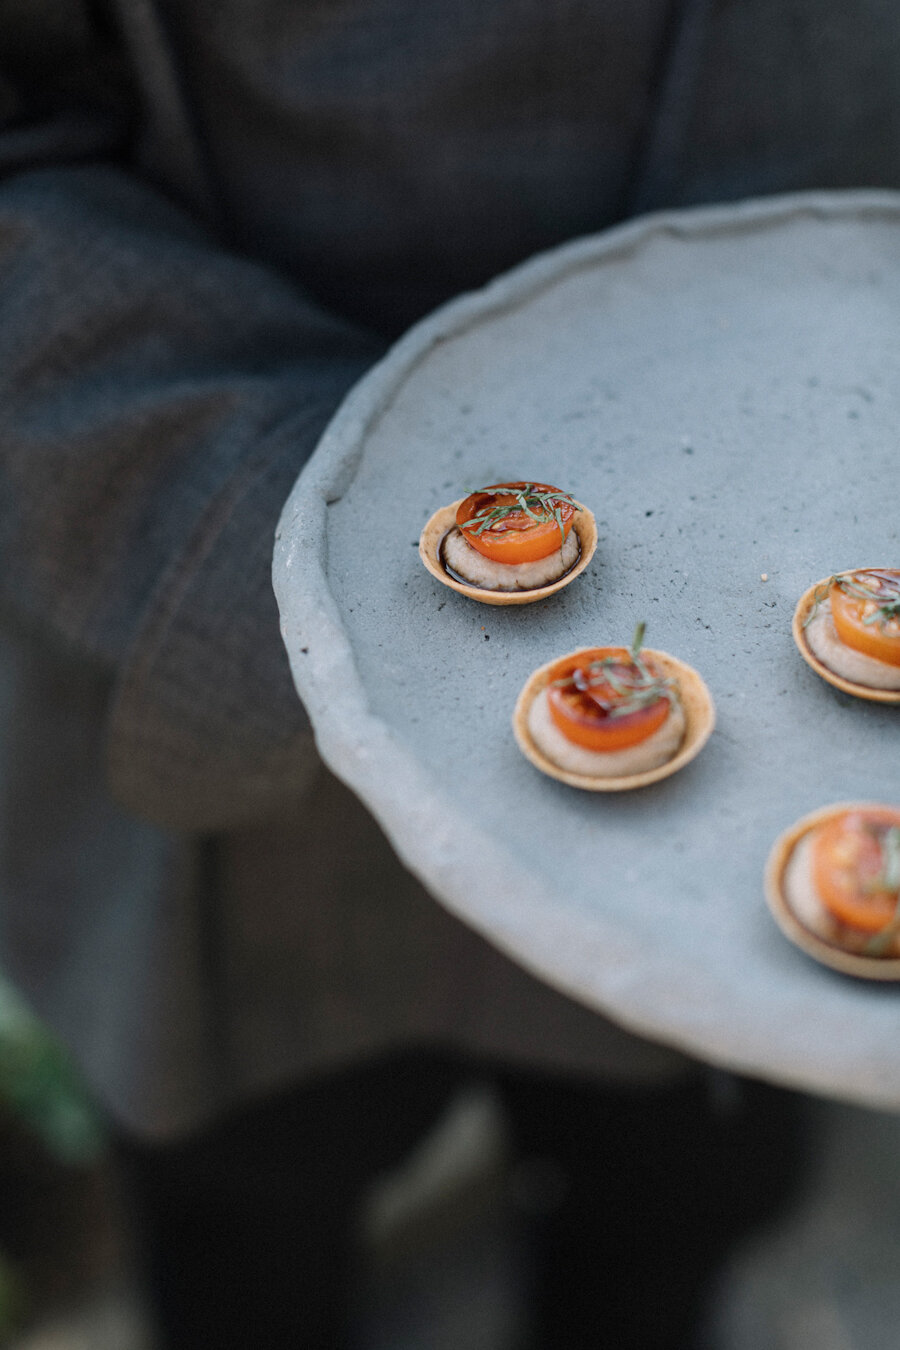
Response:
[419,499,597,605]
[512,647,715,791]
[765,802,900,981]
[792,574,900,704]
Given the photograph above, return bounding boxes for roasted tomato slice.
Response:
[811,807,900,934]
[830,569,900,667]
[456,481,577,564]
[546,646,672,752]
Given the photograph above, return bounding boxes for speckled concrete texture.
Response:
[274,192,900,1109]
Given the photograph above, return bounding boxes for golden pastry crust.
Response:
[765,804,900,980]
[512,646,714,792]
[419,498,597,606]
[792,572,900,704]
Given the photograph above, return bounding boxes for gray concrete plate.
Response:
[274,191,900,1110]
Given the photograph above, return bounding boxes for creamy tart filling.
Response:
[527,687,686,777]
[782,831,900,958]
[805,601,900,690]
[442,526,579,591]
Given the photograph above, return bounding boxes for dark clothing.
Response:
[4,0,900,1138]
[116,1052,805,1350]
[0,3,871,1343]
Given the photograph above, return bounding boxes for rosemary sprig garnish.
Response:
[805,571,900,632]
[864,597,900,629]
[836,572,900,630]
[862,826,900,957]
[803,579,832,627]
[458,485,581,547]
[877,827,900,892]
[551,622,676,719]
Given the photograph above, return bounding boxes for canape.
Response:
[793,569,900,703]
[513,625,715,791]
[419,481,596,606]
[766,803,900,979]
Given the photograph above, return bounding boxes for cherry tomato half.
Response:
[811,807,900,934]
[830,569,900,667]
[546,647,671,752]
[456,482,576,564]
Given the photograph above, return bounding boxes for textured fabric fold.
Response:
[0,162,380,824]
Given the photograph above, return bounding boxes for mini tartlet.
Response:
[419,481,597,606]
[765,803,900,980]
[793,569,900,703]
[513,626,715,791]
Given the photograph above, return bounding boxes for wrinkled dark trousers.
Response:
[114,1051,806,1350]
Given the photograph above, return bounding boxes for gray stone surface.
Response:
[274,191,900,1109]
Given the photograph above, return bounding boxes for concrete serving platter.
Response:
[274,191,900,1110]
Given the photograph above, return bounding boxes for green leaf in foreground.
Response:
[0,1254,27,1343]
[0,980,105,1165]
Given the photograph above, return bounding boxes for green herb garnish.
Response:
[551,622,676,719]
[458,484,581,547]
[805,570,900,632]
[862,826,900,958]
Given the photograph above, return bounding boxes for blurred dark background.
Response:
[2,991,900,1350]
